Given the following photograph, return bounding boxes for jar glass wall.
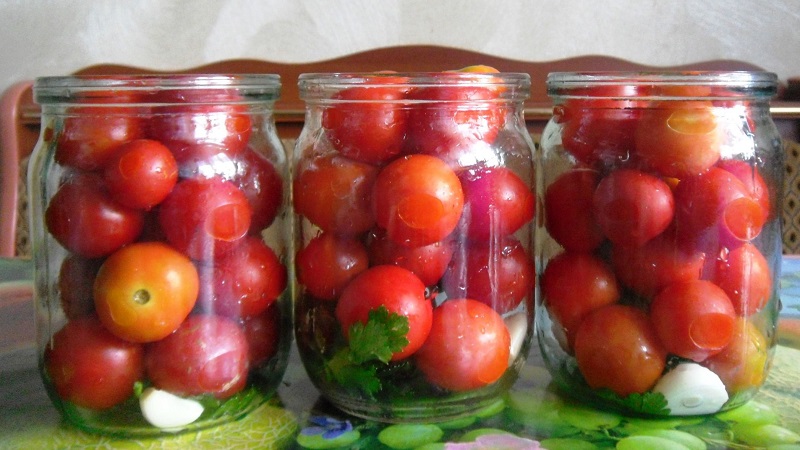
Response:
[537,71,783,416]
[293,71,536,422]
[29,74,291,436]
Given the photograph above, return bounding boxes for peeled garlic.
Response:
[139,387,204,431]
[652,363,728,415]
[505,312,528,365]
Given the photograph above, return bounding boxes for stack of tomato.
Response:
[34,76,288,432]
[539,73,781,415]
[293,68,536,420]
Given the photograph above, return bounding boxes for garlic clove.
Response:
[505,312,528,365]
[652,363,729,416]
[139,387,204,431]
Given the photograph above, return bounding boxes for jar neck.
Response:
[546,71,778,102]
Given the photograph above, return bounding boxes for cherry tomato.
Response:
[322,79,408,165]
[544,169,604,252]
[457,167,534,242]
[373,154,464,247]
[45,317,144,410]
[366,228,455,287]
[717,159,771,220]
[406,81,505,171]
[415,298,510,392]
[240,303,281,366]
[197,236,287,319]
[148,89,252,166]
[650,280,736,362]
[158,177,252,261]
[93,242,199,343]
[541,252,620,349]
[592,169,674,246]
[703,317,768,393]
[55,94,145,171]
[293,153,377,235]
[442,238,534,315]
[232,147,284,233]
[674,167,765,244]
[103,139,179,210]
[560,103,639,169]
[634,102,722,178]
[57,254,101,320]
[335,265,432,361]
[145,314,249,399]
[612,230,706,298]
[45,173,144,258]
[710,243,772,316]
[573,304,666,397]
[296,232,369,301]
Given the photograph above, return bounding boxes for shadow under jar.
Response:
[292,71,537,422]
[537,71,783,417]
[29,74,291,436]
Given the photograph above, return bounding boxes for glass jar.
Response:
[292,71,536,422]
[28,74,291,436]
[537,71,783,416]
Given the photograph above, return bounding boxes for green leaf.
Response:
[595,389,670,416]
[348,306,409,364]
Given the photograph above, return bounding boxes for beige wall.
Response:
[1,0,799,95]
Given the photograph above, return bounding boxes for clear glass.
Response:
[537,71,783,416]
[293,72,536,422]
[29,74,291,436]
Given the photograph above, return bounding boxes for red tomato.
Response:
[145,314,249,399]
[45,317,144,410]
[441,238,534,315]
[415,298,510,392]
[592,169,674,246]
[158,177,252,261]
[710,243,772,316]
[650,280,736,362]
[544,169,604,252]
[457,167,534,242]
[541,252,620,349]
[293,153,377,235]
[335,265,432,361]
[57,254,101,320]
[93,242,199,343]
[573,304,666,397]
[45,173,144,258]
[148,89,252,165]
[612,230,706,298]
[232,147,284,233]
[240,303,281,366]
[406,83,505,171]
[55,96,145,171]
[560,103,639,169]
[373,154,464,247]
[634,102,722,178]
[703,317,768,393]
[717,159,771,220]
[366,228,455,287]
[103,139,178,210]
[296,232,369,301]
[674,167,765,244]
[322,81,408,165]
[197,237,286,319]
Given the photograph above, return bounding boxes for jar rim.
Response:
[546,71,778,99]
[298,72,531,101]
[33,74,281,104]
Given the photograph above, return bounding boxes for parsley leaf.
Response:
[325,306,410,397]
[596,389,671,415]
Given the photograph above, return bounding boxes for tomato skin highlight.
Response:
[709,243,772,316]
[93,242,199,343]
[45,317,144,410]
[574,304,667,397]
[457,167,534,242]
[335,265,432,361]
[415,298,510,392]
